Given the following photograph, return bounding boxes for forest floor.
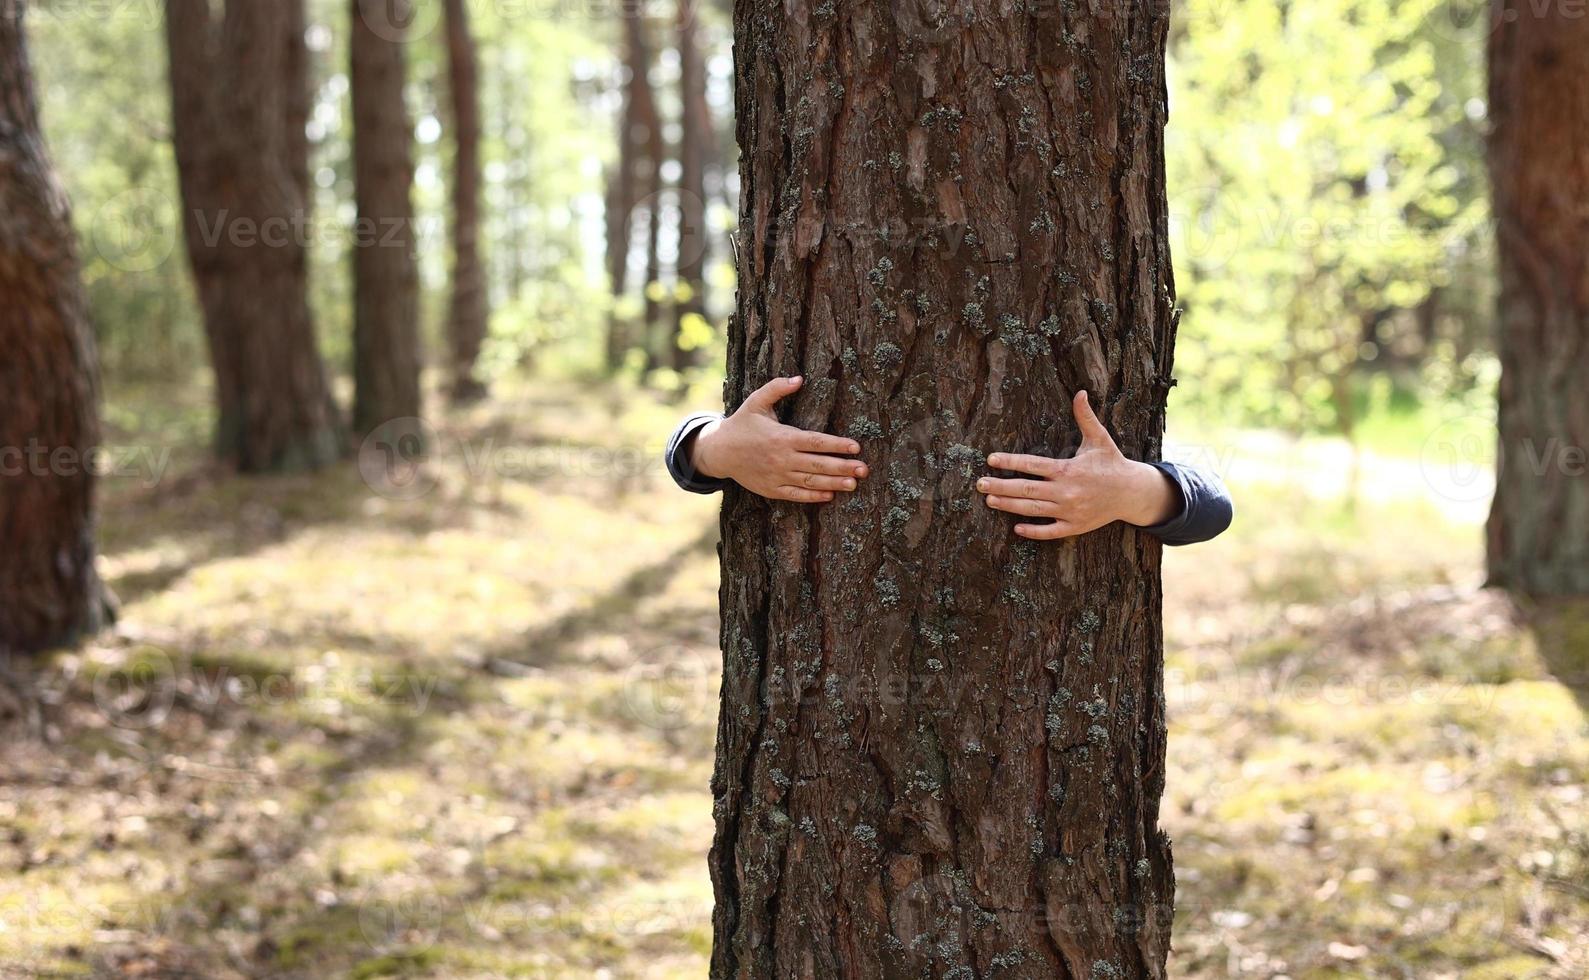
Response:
[1,376,1586,979]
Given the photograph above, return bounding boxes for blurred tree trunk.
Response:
[626,11,666,374]
[444,0,488,404]
[350,0,421,437]
[606,9,665,374]
[165,0,343,472]
[1485,2,1589,700]
[0,0,113,651]
[712,3,1177,976]
[670,0,712,371]
[604,158,633,369]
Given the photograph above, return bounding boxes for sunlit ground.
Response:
[0,377,1583,979]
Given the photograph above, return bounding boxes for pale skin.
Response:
[688,379,1179,537]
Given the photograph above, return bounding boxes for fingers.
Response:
[986,452,1061,477]
[1015,521,1080,541]
[976,477,1048,500]
[744,376,804,413]
[795,472,859,493]
[789,428,862,456]
[773,486,835,504]
[796,453,869,479]
[984,495,1062,518]
[1073,390,1117,450]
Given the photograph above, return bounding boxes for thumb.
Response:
[744,376,803,414]
[1074,390,1117,451]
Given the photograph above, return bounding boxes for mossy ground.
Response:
[0,377,1583,978]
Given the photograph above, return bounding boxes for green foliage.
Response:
[1167,0,1490,435]
[30,3,201,379]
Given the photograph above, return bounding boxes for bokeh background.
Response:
[2,0,1585,977]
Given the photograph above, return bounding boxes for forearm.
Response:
[1137,461,1234,546]
[663,413,730,494]
[1119,460,1182,528]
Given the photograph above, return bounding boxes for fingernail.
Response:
[848,442,861,454]
[855,465,868,478]
[789,376,803,385]
[977,479,989,491]
[988,454,1003,467]
[843,479,856,490]
[986,495,999,505]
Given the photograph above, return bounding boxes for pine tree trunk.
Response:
[671,0,712,371]
[350,0,422,437]
[0,0,112,651]
[605,159,633,370]
[712,4,1178,976]
[165,0,343,473]
[1485,2,1589,701]
[1485,3,1589,598]
[443,0,489,404]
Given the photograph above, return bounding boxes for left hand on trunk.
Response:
[978,391,1180,540]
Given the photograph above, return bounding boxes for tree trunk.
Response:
[350,0,422,437]
[0,0,112,651]
[712,4,1178,977]
[165,0,343,473]
[607,9,665,374]
[604,159,633,370]
[671,0,713,371]
[1485,2,1589,702]
[1485,3,1589,598]
[443,0,489,404]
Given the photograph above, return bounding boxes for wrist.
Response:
[1121,460,1180,527]
[690,419,729,480]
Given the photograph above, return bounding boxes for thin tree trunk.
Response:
[165,0,343,473]
[623,9,666,373]
[444,0,489,404]
[712,3,1178,976]
[1485,1,1589,701]
[0,0,113,651]
[671,0,712,371]
[350,0,422,437]
[605,158,633,370]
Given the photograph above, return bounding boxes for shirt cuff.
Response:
[1138,460,1235,547]
[665,413,731,494]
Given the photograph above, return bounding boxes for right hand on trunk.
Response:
[689,376,869,503]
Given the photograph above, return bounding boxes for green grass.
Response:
[0,374,1583,978]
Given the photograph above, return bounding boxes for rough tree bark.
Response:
[1485,1,1589,698]
[350,0,421,437]
[165,0,343,472]
[443,0,489,404]
[712,2,1178,977]
[671,0,713,371]
[0,0,113,652]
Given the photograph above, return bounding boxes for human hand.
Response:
[690,376,870,503]
[977,391,1180,540]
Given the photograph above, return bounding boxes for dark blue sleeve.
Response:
[1138,461,1234,546]
[665,413,731,494]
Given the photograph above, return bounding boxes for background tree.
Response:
[711,3,1177,975]
[670,0,713,371]
[165,0,343,472]
[349,0,421,437]
[443,0,489,404]
[1485,0,1589,699]
[0,0,112,651]
[604,7,664,373]
[1167,0,1470,456]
